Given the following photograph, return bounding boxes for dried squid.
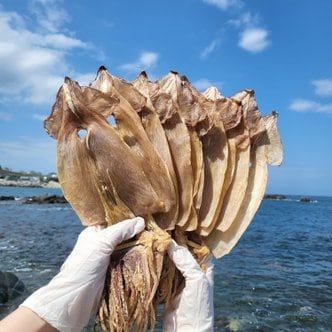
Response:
[44,66,283,331]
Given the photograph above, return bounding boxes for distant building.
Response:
[4,175,20,181]
[18,176,41,183]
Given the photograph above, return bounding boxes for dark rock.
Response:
[24,194,67,204]
[300,197,314,203]
[0,271,25,305]
[264,194,287,200]
[0,284,9,304]
[0,195,15,201]
[214,315,234,332]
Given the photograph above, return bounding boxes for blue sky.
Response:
[0,0,331,196]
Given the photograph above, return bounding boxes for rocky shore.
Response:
[0,194,67,204]
[264,194,287,200]
[0,271,25,306]
[24,194,67,204]
[264,194,315,203]
[0,179,61,189]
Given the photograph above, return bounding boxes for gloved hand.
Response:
[21,217,145,332]
[163,241,214,332]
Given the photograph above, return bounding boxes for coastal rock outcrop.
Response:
[24,194,67,204]
[264,194,287,200]
[299,197,314,203]
[0,196,15,201]
[0,271,25,305]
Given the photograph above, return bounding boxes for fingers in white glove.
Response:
[164,240,214,332]
[98,216,145,252]
[167,240,204,280]
[76,216,145,254]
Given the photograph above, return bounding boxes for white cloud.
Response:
[312,79,332,97]
[289,99,319,112]
[315,103,332,114]
[25,74,65,105]
[202,1,270,55]
[202,0,243,11]
[227,11,270,54]
[140,52,159,67]
[0,4,92,108]
[290,79,332,115]
[289,98,332,115]
[29,0,70,33]
[238,27,270,53]
[192,78,223,92]
[120,51,159,73]
[38,33,89,50]
[200,39,220,59]
[228,12,260,28]
[0,138,57,173]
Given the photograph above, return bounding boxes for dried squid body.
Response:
[132,72,180,230]
[148,74,196,229]
[45,76,176,226]
[206,127,268,257]
[90,68,177,226]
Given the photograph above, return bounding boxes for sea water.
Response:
[0,186,331,331]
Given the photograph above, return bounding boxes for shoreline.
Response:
[0,179,61,189]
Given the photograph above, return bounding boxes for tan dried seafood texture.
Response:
[44,67,283,331]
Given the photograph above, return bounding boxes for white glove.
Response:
[163,241,214,332]
[21,217,145,332]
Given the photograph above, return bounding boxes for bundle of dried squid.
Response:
[44,66,283,331]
